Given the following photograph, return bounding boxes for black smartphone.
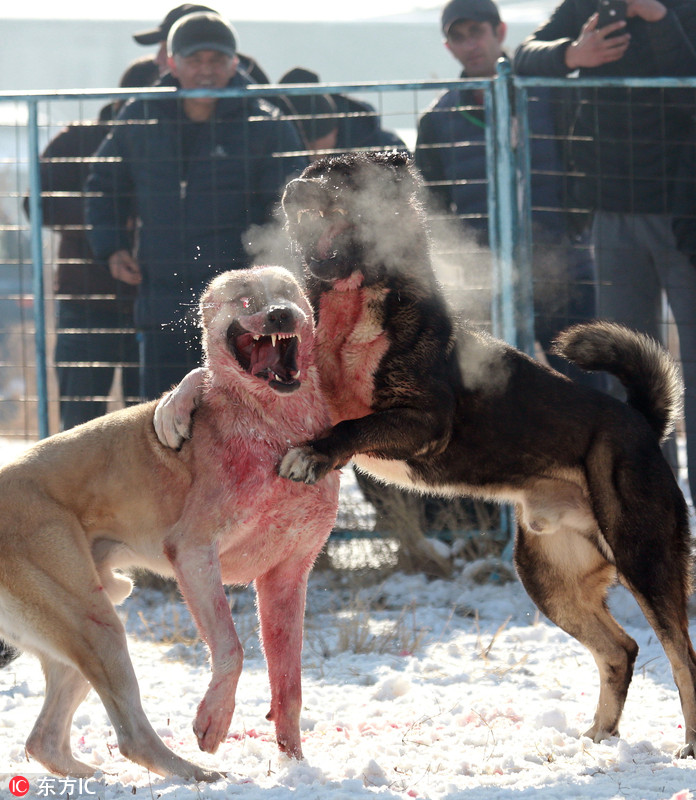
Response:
[597,0,627,32]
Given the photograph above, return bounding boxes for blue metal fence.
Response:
[0,72,693,442]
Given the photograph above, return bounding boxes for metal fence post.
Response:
[488,61,523,557]
[489,59,517,347]
[26,100,49,439]
[510,83,535,359]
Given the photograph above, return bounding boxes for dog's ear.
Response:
[355,151,420,207]
[378,151,420,193]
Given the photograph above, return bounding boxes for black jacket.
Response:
[330,95,407,152]
[514,0,696,213]
[415,60,567,241]
[85,72,307,329]
[26,103,136,310]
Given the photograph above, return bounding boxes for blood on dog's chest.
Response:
[194,435,333,579]
[316,287,388,421]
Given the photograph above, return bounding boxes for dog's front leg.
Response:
[166,539,243,753]
[255,564,310,759]
[154,367,207,448]
[280,406,450,484]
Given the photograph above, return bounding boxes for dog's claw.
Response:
[192,767,224,783]
[279,446,330,484]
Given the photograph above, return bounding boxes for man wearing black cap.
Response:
[133,3,269,82]
[415,0,598,383]
[86,12,306,399]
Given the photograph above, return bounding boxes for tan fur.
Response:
[0,266,339,782]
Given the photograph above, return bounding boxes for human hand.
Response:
[565,12,630,69]
[625,0,667,22]
[108,249,142,285]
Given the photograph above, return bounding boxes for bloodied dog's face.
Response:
[282,151,424,284]
[199,266,313,394]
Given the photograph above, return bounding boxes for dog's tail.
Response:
[552,321,683,442]
[0,639,20,668]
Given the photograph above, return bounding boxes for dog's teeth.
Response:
[271,334,277,347]
[297,334,302,344]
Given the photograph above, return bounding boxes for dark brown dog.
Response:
[158,152,696,758]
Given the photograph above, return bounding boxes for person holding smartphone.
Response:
[514,1,696,503]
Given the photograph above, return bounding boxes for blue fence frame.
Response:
[2,70,695,438]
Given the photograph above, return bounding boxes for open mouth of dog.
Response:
[296,208,352,266]
[227,323,301,393]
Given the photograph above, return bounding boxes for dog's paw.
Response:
[153,397,190,449]
[276,732,303,760]
[675,741,696,759]
[194,698,234,755]
[279,446,333,484]
[153,367,206,449]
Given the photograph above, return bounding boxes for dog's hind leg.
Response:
[25,657,92,776]
[3,514,220,781]
[609,510,696,757]
[514,525,638,743]
[627,590,696,757]
[68,589,221,781]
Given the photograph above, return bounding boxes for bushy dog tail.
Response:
[0,639,20,668]
[553,321,683,442]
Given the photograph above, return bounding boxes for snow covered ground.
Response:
[0,441,695,800]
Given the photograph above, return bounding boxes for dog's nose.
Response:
[265,305,296,333]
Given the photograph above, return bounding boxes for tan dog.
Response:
[0,266,338,781]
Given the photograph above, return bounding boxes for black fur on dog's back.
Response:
[554,321,682,443]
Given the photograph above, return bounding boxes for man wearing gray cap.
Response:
[133,3,269,82]
[86,13,306,399]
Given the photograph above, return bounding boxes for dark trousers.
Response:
[532,231,602,389]
[137,326,204,401]
[55,300,139,430]
[593,212,696,502]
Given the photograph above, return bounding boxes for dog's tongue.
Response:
[315,218,351,259]
[316,228,335,260]
[249,336,294,381]
[250,338,290,380]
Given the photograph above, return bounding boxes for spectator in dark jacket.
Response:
[28,56,158,431]
[515,0,696,502]
[274,91,342,160]
[133,2,270,83]
[86,13,307,399]
[277,67,407,154]
[416,0,597,381]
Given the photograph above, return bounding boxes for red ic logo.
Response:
[9,776,30,797]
